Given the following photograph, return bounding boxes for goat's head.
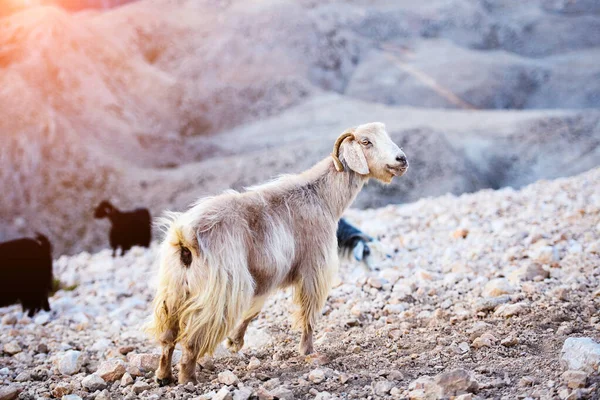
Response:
[332,122,408,184]
[94,200,115,219]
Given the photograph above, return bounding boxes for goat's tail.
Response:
[34,233,52,256]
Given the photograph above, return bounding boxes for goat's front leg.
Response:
[155,327,178,386]
[178,343,200,384]
[293,273,332,356]
[226,295,267,353]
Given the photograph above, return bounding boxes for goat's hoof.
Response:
[300,345,315,356]
[225,337,243,353]
[156,374,174,386]
[178,375,197,385]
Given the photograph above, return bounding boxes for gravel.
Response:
[1,168,600,398]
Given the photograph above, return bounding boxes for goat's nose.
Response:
[396,155,408,166]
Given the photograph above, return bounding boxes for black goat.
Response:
[0,233,53,317]
[337,218,389,271]
[94,200,151,256]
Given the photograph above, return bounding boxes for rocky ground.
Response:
[1,168,600,399]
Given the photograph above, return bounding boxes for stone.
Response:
[131,380,151,394]
[213,387,233,400]
[36,343,49,353]
[472,333,497,349]
[373,380,394,396]
[14,371,31,382]
[233,387,253,400]
[308,369,325,383]
[34,313,50,325]
[474,295,511,312]
[482,279,514,297]
[81,374,107,391]
[1,314,17,325]
[270,387,294,400]
[256,387,274,400]
[3,341,21,355]
[529,245,555,264]
[0,385,20,400]
[561,337,600,373]
[52,383,71,398]
[453,228,469,239]
[494,303,528,318]
[58,350,83,375]
[218,370,238,385]
[561,370,587,389]
[501,336,519,347]
[120,372,134,386]
[96,359,127,382]
[434,369,478,396]
[247,357,261,370]
[128,353,159,372]
[119,346,135,355]
[509,263,549,282]
[62,396,82,400]
[367,277,385,289]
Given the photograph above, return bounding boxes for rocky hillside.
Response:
[1,168,599,399]
[0,0,599,254]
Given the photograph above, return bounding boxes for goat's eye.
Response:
[361,138,371,146]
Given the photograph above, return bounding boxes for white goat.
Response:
[146,122,408,385]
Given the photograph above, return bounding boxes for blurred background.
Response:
[0,0,599,255]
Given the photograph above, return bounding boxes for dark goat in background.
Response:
[337,218,389,271]
[94,200,152,256]
[0,234,53,317]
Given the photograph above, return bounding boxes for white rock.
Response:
[247,357,261,370]
[131,380,151,394]
[561,337,600,373]
[308,369,325,384]
[232,387,253,400]
[529,245,555,264]
[373,380,394,396]
[213,387,233,400]
[120,372,133,386]
[61,396,82,400]
[218,370,238,385]
[57,350,83,375]
[81,374,107,391]
[34,313,50,325]
[482,279,514,297]
[494,303,528,318]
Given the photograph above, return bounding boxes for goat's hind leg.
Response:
[156,326,178,386]
[178,342,200,385]
[226,295,267,353]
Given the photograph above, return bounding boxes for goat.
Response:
[0,233,53,317]
[337,218,390,271]
[94,200,152,256]
[146,122,408,385]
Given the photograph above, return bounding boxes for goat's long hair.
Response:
[146,202,255,355]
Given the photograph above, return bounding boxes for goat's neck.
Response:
[310,158,367,219]
[107,209,122,224]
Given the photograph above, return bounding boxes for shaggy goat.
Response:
[147,122,408,385]
[337,218,390,271]
[0,233,53,317]
[94,200,152,256]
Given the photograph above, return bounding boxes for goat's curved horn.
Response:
[331,129,355,172]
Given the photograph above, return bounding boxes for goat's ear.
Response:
[343,140,369,175]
